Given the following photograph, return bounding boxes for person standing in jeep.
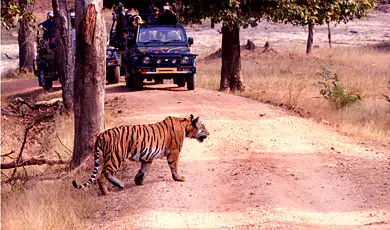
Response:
[171,0,179,21]
[148,7,160,24]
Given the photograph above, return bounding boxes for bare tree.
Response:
[70,0,106,169]
[220,24,244,92]
[52,0,74,110]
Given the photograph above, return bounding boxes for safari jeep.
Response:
[106,46,121,84]
[123,24,197,90]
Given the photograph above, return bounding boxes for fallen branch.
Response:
[382,93,390,103]
[1,157,69,169]
[11,125,33,178]
[12,97,63,110]
[0,150,15,158]
[1,108,22,117]
[4,53,13,59]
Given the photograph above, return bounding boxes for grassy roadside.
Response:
[197,44,390,143]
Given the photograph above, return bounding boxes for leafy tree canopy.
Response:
[267,0,377,26]
[1,0,36,29]
[181,0,281,29]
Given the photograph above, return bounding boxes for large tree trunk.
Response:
[327,22,332,48]
[18,0,35,73]
[52,0,74,110]
[220,24,245,93]
[306,20,314,54]
[70,0,106,169]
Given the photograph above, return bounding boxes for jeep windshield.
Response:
[137,26,187,46]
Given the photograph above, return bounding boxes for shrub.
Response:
[314,67,364,110]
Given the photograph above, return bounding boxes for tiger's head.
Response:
[185,114,209,143]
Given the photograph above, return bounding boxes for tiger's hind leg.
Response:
[167,151,186,182]
[98,169,124,195]
[134,160,152,186]
[97,171,110,195]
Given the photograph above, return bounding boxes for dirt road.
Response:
[64,83,389,229]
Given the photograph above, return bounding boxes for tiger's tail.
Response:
[72,140,102,190]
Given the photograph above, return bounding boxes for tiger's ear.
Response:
[189,114,194,120]
[192,116,200,127]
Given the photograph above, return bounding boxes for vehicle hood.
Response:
[136,46,191,55]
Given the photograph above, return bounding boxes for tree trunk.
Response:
[18,0,35,73]
[52,0,74,110]
[306,20,314,54]
[70,1,106,169]
[220,24,245,93]
[327,22,332,49]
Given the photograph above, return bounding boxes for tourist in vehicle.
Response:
[112,2,127,45]
[40,11,55,41]
[171,0,179,15]
[70,8,76,52]
[132,15,145,27]
[148,7,160,24]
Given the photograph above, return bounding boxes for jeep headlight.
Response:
[143,56,151,64]
[181,56,190,64]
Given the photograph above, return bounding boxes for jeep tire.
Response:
[186,74,195,90]
[125,69,143,90]
[176,78,186,87]
[107,66,120,84]
[43,78,53,90]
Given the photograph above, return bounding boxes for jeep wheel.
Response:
[107,66,120,84]
[177,78,186,87]
[43,78,53,90]
[186,74,195,90]
[125,67,133,89]
[125,71,143,90]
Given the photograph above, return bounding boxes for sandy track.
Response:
[63,83,390,230]
[1,79,389,228]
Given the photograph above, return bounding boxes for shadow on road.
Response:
[105,82,190,94]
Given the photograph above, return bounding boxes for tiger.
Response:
[72,114,209,195]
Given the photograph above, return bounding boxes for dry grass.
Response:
[1,181,99,230]
[197,45,390,143]
[1,68,36,80]
[55,108,118,154]
[1,98,118,230]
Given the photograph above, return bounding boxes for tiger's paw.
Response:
[172,174,187,182]
[134,172,145,186]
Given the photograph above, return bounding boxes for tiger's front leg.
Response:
[167,151,186,182]
[134,160,152,186]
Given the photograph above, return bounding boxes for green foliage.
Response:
[267,0,377,26]
[180,0,376,30]
[314,67,364,110]
[1,0,36,29]
[180,0,280,29]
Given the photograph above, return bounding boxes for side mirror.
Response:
[188,37,193,46]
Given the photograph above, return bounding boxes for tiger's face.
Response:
[186,115,209,143]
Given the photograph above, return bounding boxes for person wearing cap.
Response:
[40,11,55,41]
[148,7,160,24]
[69,9,76,52]
[171,0,179,21]
[132,15,145,27]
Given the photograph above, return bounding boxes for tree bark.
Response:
[306,20,314,54]
[327,22,332,48]
[70,1,106,169]
[220,24,245,93]
[18,0,35,73]
[52,0,74,110]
